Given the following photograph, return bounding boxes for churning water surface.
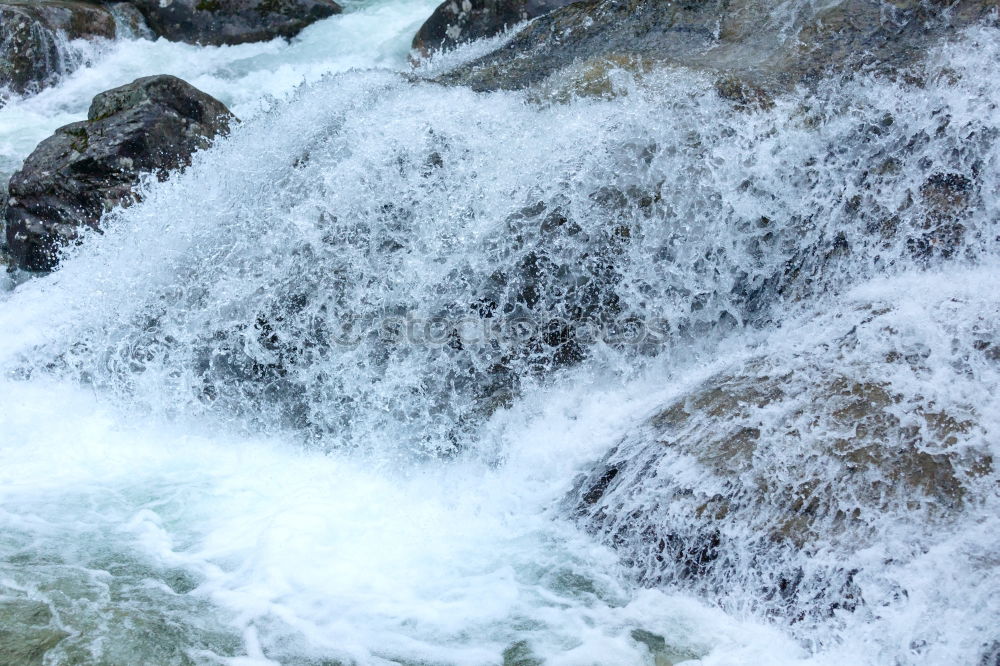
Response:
[0,1,998,665]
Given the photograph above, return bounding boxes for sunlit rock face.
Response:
[568,278,1000,643]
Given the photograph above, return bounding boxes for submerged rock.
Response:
[108,0,342,46]
[437,0,998,96]
[0,599,69,664]
[568,295,996,628]
[4,75,233,271]
[412,0,573,56]
[0,0,116,99]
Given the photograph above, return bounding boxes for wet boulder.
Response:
[568,294,996,629]
[436,0,998,96]
[412,0,574,56]
[4,74,234,271]
[109,0,342,46]
[0,0,116,99]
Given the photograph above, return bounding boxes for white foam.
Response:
[0,376,808,664]
[0,0,439,181]
[0,3,998,664]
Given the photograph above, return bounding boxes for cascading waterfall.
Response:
[0,0,440,182]
[0,1,998,665]
[0,21,84,101]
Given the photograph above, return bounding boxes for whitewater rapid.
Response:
[0,0,438,184]
[0,2,775,663]
[1,1,998,665]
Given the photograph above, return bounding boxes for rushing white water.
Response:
[0,0,439,183]
[1,1,999,664]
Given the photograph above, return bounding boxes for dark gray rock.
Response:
[437,0,999,94]
[0,1,117,99]
[412,0,574,56]
[4,74,234,271]
[106,0,342,46]
[106,1,154,40]
[981,641,1000,666]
